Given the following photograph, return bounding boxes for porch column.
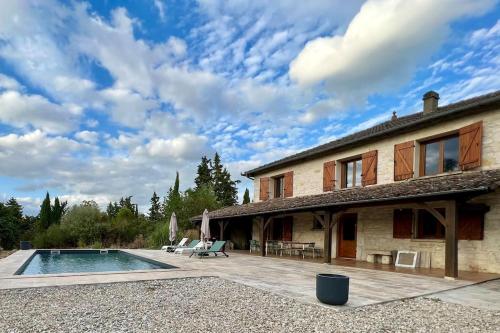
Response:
[323,212,332,264]
[258,216,273,257]
[258,216,266,257]
[445,201,458,279]
[218,220,227,241]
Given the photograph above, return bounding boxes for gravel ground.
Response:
[0,277,498,333]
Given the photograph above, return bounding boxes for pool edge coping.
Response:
[12,249,179,276]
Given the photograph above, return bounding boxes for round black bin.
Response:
[316,274,349,305]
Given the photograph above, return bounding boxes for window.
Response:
[342,158,362,188]
[421,135,459,176]
[393,206,487,240]
[416,208,445,239]
[274,176,284,198]
[312,215,324,230]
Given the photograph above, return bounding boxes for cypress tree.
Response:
[242,188,250,204]
[51,197,67,224]
[38,192,51,230]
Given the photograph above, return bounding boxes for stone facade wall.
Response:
[249,190,500,273]
[253,109,500,201]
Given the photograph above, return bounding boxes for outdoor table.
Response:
[266,241,315,257]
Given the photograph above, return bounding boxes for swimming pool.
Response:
[16,250,175,275]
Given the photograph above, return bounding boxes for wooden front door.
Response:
[338,213,357,258]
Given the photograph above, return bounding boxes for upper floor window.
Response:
[342,158,362,188]
[421,135,459,176]
[274,175,284,198]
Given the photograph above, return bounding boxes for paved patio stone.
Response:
[0,249,485,308]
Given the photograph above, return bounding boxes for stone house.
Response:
[194,90,500,278]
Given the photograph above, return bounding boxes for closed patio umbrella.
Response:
[169,212,177,245]
[200,209,210,249]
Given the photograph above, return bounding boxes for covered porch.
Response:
[199,170,500,279]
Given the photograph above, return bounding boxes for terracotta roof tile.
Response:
[194,169,500,221]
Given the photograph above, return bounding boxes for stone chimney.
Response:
[423,91,439,114]
[391,111,398,121]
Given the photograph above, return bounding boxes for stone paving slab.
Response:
[429,279,500,310]
[0,249,481,309]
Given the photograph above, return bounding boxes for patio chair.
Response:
[301,243,321,259]
[249,239,260,253]
[189,240,228,258]
[161,237,188,252]
[173,240,200,255]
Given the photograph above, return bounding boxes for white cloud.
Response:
[0,130,87,178]
[194,0,364,79]
[0,74,22,91]
[139,134,210,161]
[75,130,99,144]
[154,0,167,21]
[290,0,495,98]
[100,88,159,127]
[0,90,80,133]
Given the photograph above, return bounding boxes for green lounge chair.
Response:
[190,240,228,258]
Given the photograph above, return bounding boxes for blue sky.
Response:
[0,0,499,215]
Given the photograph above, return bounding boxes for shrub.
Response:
[147,222,170,248]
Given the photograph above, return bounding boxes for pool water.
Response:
[18,250,174,275]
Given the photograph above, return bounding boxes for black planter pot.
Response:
[316,273,349,305]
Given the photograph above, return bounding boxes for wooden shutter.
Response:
[284,171,294,198]
[323,161,335,192]
[361,150,378,186]
[393,209,413,239]
[394,141,414,181]
[259,177,269,201]
[459,121,482,170]
[458,205,486,240]
[282,216,293,241]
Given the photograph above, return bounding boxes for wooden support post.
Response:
[218,220,224,241]
[445,200,458,279]
[258,217,266,257]
[323,212,332,264]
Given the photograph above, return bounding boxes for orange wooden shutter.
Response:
[393,209,413,239]
[323,161,335,192]
[284,171,294,198]
[361,150,377,186]
[458,206,486,240]
[259,177,269,201]
[459,121,482,170]
[394,141,414,181]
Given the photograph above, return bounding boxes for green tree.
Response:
[51,197,67,225]
[242,188,250,204]
[38,192,51,231]
[194,156,212,190]
[161,172,182,222]
[180,186,221,230]
[62,204,104,246]
[149,191,161,223]
[0,202,20,249]
[212,152,239,206]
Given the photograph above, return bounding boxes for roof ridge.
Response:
[244,89,500,177]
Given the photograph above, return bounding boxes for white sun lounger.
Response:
[161,237,188,252]
[174,240,206,255]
